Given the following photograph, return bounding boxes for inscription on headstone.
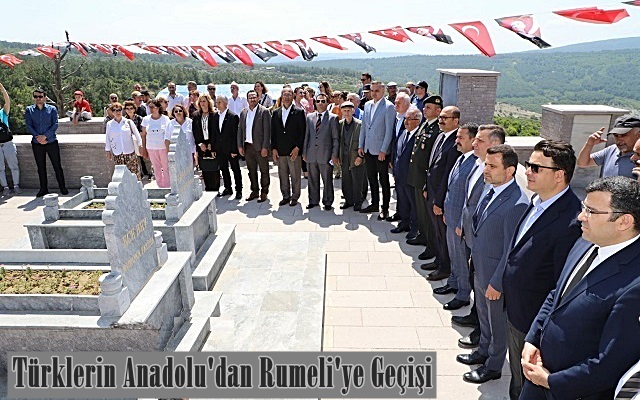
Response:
[102,166,159,301]
[166,125,197,220]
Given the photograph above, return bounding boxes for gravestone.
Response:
[166,125,198,221]
[102,165,160,302]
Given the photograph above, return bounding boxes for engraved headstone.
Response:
[166,125,197,220]
[102,166,159,301]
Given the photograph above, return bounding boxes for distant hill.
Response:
[538,36,640,53]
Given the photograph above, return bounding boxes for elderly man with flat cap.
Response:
[386,82,398,104]
[577,115,640,179]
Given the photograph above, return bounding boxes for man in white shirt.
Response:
[166,82,184,114]
[228,81,249,116]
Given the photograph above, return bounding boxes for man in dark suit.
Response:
[423,106,462,282]
[358,81,396,220]
[391,105,421,236]
[339,101,365,210]
[237,90,271,202]
[521,176,640,399]
[501,139,582,400]
[457,145,529,384]
[434,124,478,311]
[271,87,306,207]
[213,95,242,199]
[408,96,442,259]
[303,93,339,210]
[386,93,409,224]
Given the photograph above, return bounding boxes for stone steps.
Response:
[191,224,236,291]
[165,291,222,352]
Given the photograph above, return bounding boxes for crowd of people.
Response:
[2,73,640,399]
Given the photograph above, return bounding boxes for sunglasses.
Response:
[33,95,44,99]
[174,109,183,113]
[110,97,118,100]
[524,161,561,173]
[112,108,122,112]
[207,88,216,91]
[316,100,327,103]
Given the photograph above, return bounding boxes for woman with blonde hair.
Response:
[105,102,143,179]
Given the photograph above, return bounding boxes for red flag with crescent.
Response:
[495,15,551,48]
[265,41,299,59]
[113,45,135,60]
[311,36,347,50]
[369,26,412,43]
[135,43,162,54]
[209,45,236,63]
[406,26,453,44]
[243,43,278,62]
[225,45,254,66]
[0,54,23,68]
[339,33,376,53]
[70,42,87,56]
[92,44,112,55]
[191,46,218,67]
[165,46,189,58]
[449,21,496,57]
[553,7,630,24]
[36,46,60,59]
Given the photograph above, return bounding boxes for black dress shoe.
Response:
[433,284,458,295]
[324,205,333,211]
[377,210,389,220]
[406,235,427,246]
[444,298,471,310]
[340,203,353,209]
[405,232,418,240]
[452,314,479,328]
[458,328,480,348]
[257,193,268,203]
[235,192,242,200]
[246,192,259,201]
[218,189,232,197]
[390,225,410,234]
[289,199,298,207]
[418,248,437,260]
[463,366,501,384]
[306,204,318,209]
[456,352,488,366]
[60,188,69,195]
[420,262,438,271]
[426,270,450,281]
[353,204,362,212]
[386,213,400,222]
[279,198,291,206]
[360,204,379,213]
[36,190,49,198]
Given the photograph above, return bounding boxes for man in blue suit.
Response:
[358,81,396,220]
[457,144,529,384]
[521,176,640,399]
[433,124,478,310]
[501,139,582,400]
[390,105,420,236]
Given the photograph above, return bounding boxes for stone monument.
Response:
[165,125,201,221]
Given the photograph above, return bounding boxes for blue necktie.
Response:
[473,188,494,229]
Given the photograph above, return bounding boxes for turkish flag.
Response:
[135,43,162,54]
[495,15,551,48]
[243,43,278,62]
[339,33,376,53]
[155,46,172,55]
[191,46,218,67]
[449,21,496,57]
[70,42,87,56]
[165,46,189,58]
[553,7,630,24]
[79,43,97,53]
[369,26,412,43]
[225,45,253,66]
[209,45,236,63]
[0,54,23,68]
[288,39,318,61]
[92,44,112,55]
[406,26,453,44]
[265,41,299,59]
[113,45,135,60]
[36,46,60,59]
[311,36,347,50]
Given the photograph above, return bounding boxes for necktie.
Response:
[616,371,640,399]
[561,246,599,300]
[449,154,464,184]
[472,188,494,229]
[430,134,444,165]
[316,113,322,133]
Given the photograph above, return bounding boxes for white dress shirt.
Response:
[514,186,570,244]
[228,95,248,115]
[467,159,485,201]
[369,99,381,124]
[167,93,184,114]
[479,177,514,212]
[105,118,142,155]
[281,104,292,126]
[245,106,257,144]
[218,109,227,132]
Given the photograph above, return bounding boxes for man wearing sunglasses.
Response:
[25,88,68,197]
[501,140,582,400]
[577,115,640,179]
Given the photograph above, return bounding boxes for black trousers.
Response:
[364,152,390,210]
[427,196,451,275]
[31,141,66,191]
[218,154,242,193]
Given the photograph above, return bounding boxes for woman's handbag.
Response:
[199,156,219,172]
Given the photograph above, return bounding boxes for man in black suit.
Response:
[423,106,462,282]
[501,140,582,400]
[213,95,242,199]
[271,87,306,207]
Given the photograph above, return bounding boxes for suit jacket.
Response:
[339,118,363,169]
[237,104,271,151]
[358,98,396,155]
[271,106,306,156]
[470,179,529,288]
[390,115,407,166]
[461,161,486,250]
[212,110,239,156]
[407,119,439,189]
[192,111,217,157]
[303,111,339,164]
[393,128,417,186]
[522,237,640,400]
[443,153,478,231]
[502,188,582,333]
[426,130,461,208]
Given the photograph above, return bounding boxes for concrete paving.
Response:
[0,164,510,399]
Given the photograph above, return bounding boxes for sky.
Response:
[5,0,640,57]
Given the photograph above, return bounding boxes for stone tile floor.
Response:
[0,165,510,399]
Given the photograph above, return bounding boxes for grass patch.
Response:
[0,267,106,295]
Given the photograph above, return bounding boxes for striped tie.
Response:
[617,371,640,399]
[316,113,322,133]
